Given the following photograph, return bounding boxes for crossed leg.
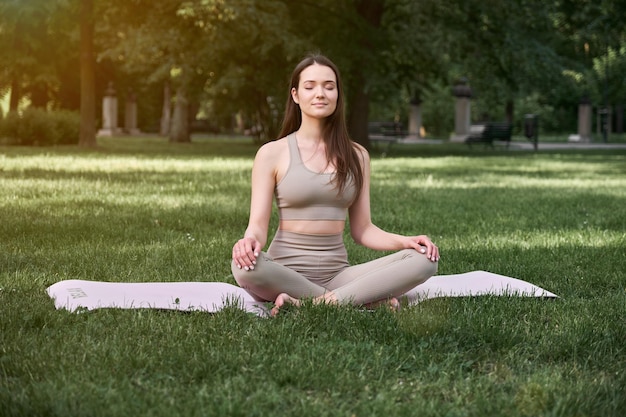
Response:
[232,249,437,316]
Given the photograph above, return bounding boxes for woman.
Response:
[231,54,439,316]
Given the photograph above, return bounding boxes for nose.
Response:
[315,86,325,97]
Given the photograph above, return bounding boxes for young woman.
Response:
[231,54,439,315]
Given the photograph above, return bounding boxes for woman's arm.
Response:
[348,148,439,262]
[232,143,279,270]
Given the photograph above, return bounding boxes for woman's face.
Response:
[291,63,338,120]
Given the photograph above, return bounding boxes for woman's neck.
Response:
[296,118,325,145]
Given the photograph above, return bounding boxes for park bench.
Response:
[465,122,513,148]
[368,121,407,152]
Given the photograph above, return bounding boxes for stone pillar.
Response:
[160,81,171,136]
[569,96,592,142]
[408,94,422,139]
[97,82,121,137]
[579,98,592,141]
[450,78,472,142]
[124,89,140,135]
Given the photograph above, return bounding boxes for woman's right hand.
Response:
[232,237,261,271]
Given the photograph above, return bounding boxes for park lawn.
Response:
[1,136,624,417]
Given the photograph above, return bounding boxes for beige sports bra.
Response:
[275,133,357,221]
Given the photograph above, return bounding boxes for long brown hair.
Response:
[277,54,364,198]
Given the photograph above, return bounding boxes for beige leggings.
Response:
[231,230,437,305]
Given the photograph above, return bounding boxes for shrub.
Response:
[0,108,80,146]
[0,111,22,145]
[18,108,55,145]
[51,110,80,145]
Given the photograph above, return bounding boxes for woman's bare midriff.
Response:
[279,219,345,235]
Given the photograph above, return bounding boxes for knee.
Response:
[401,249,438,278]
[231,253,281,302]
[426,259,438,277]
[231,260,256,287]
[231,252,270,287]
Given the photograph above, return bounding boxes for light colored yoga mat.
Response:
[46,270,557,316]
[46,280,267,315]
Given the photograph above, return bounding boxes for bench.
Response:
[465,122,513,148]
[368,121,407,152]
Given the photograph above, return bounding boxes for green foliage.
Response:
[0,0,78,108]
[0,111,19,143]
[3,0,626,142]
[0,137,625,416]
[52,109,82,144]
[0,108,79,145]
[420,81,455,138]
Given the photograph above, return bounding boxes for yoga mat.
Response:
[46,280,267,315]
[46,271,557,316]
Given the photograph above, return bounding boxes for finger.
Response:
[427,242,439,262]
[251,240,261,259]
[426,240,438,262]
[244,239,259,265]
[417,237,436,261]
[410,241,427,255]
[233,240,252,269]
[430,245,439,262]
[233,245,244,269]
[424,243,434,261]
[241,239,260,270]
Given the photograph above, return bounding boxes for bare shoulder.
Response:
[255,137,289,160]
[253,137,290,178]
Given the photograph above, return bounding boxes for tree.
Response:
[280,0,445,148]
[438,0,565,124]
[0,0,82,112]
[84,0,626,145]
[201,0,299,142]
[1,0,56,111]
[95,0,449,146]
[98,0,248,142]
[79,0,96,147]
[553,0,626,111]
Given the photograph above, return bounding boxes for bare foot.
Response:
[363,297,401,312]
[271,293,300,316]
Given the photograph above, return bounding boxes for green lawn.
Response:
[1,136,625,417]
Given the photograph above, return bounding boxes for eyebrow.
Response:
[302,80,336,84]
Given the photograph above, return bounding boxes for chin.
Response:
[308,109,335,119]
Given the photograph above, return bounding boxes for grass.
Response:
[1,135,625,416]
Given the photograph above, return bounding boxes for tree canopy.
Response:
[1,0,625,145]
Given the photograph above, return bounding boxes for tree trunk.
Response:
[9,77,20,112]
[505,99,514,125]
[30,82,49,108]
[346,0,385,149]
[8,19,24,113]
[347,72,371,148]
[169,87,190,143]
[160,80,171,136]
[79,0,96,147]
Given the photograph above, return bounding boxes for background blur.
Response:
[1,0,625,145]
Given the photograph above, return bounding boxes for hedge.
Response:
[0,108,80,146]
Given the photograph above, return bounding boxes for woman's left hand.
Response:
[407,235,439,262]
